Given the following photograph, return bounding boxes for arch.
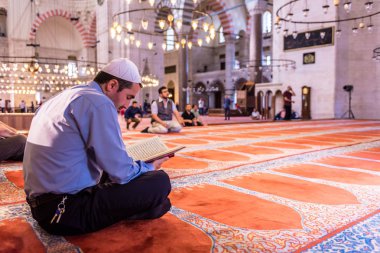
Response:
[0,7,6,37]
[256,91,264,114]
[167,81,176,101]
[274,90,283,115]
[262,11,272,33]
[29,9,95,48]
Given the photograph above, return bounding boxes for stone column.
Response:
[225,35,236,97]
[178,45,188,111]
[246,0,266,83]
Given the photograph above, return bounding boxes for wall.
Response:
[272,0,337,119]
[335,4,380,119]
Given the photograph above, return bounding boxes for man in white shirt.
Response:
[141,86,184,134]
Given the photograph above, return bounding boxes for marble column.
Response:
[246,0,266,83]
[178,45,188,111]
[225,35,236,97]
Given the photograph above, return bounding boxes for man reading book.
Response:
[0,121,26,162]
[141,86,184,134]
[23,58,172,236]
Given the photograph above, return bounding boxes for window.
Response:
[166,27,175,51]
[265,55,271,66]
[219,26,225,44]
[262,11,272,33]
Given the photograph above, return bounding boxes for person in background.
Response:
[30,101,35,113]
[198,98,205,115]
[19,100,26,113]
[23,58,171,236]
[191,104,204,126]
[141,86,184,134]
[235,103,243,115]
[0,121,26,162]
[251,108,262,120]
[124,101,143,130]
[0,99,4,113]
[182,104,202,127]
[283,86,296,120]
[223,95,232,120]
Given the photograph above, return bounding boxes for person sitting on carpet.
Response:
[124,101,143,130]
[141,86,184,134]
[182,104,202,127]
[0,121,26,162]
[191,104,204,126]
[23,58,172,236]
[251,108,262,120]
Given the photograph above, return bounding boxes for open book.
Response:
[126,136,185,163]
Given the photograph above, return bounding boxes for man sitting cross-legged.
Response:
[141,86,184,134]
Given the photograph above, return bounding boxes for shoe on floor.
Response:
[141,127,149,133]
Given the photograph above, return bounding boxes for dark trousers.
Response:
[27,170,172,236]
[126,118,141,129]
[284,105,292,120]
[0,135,26,162]
[224,108,230,120]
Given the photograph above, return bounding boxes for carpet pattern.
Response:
[1,120,380,252]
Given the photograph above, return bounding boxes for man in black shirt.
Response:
[182,104,201,126]
[283,86,296,120]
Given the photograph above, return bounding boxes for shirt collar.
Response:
[158,97,168,103]
[89,81,104,93]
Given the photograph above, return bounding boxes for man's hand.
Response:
[152,157,170,170]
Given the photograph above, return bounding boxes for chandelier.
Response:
[373,47,380,62]
[110,0,216,50]
[0,56,105,95]
[141,58,159,87]
[275,0,380,38]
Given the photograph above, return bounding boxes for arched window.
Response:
[0,8,7,37]
[262,11,272,33]
[265,55,271,66]
[166,27,175,51]
[218,26,225,44]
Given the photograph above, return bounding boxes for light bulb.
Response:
[159,20,165,29]
[365,1,373,12]
[352,27,358,34]
[170,0,176,5]
[124,37,130,45]
[167,14,174,23]
[176,19,182,30]
[203,22,209,32]
[344,2,352,13]
[126,21,133,32]
[175,42,180,50]
[110,27,116,39]
[320,31,326,39]
[162,43,167,50]
[336,29,342,37]
[149,0,154,6]
[197,38,203,47]
[113,22,118,28]
[187,41,192,49]
[193,0,197,3]
[116,34,122,42]
[359,22,365,29]
[305,32,311,39]
[334,0,340,5]
[322,4,329,14]
[292,31,298,39]
[283,29,289,36]
[141,19,148,30]
[126,0,132,4]
[367,24,374,33]
[148,42,153,50]
[135,40,141,48]
[205,36,210,44]
[130,35,135,41]
[180,38,186,48]
[303,8,309,17]
[116,25,122,34]
[191,20,198,30]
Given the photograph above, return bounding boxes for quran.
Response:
[126,136,185,163]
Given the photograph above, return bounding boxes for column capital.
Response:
[245,0,267,15]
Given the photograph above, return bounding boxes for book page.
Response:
[126,136,170,161]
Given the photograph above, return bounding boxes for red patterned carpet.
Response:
[1,119,380,252]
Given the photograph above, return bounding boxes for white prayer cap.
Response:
[101,58,141,84]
